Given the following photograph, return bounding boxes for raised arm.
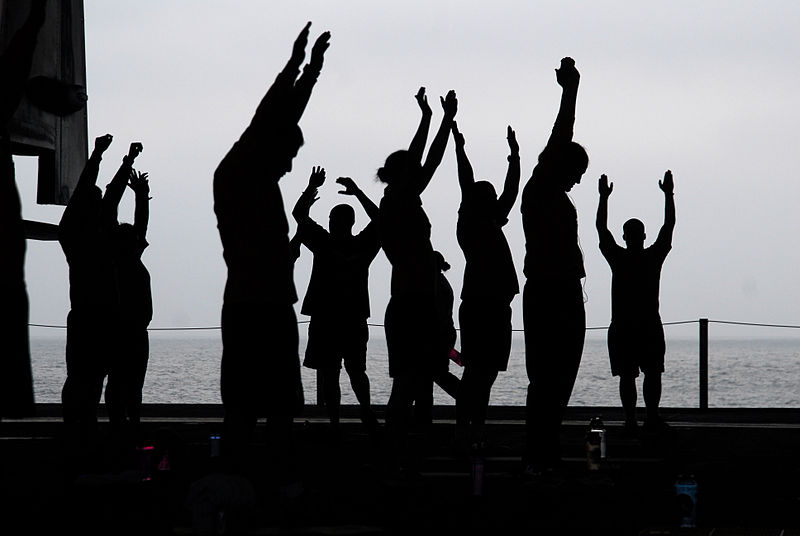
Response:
[292,29,331,121]
[102,142,141,226]
[291,166,324,225]
[128,170,150,239]
[496,126,521,219]
[657,170,676,242]
[547,57,580,148]
[418,90,458,193]
[74,134,112,193]
[336,176,378,220]
[596,174,615,244]
[452,121,474,195]
[408,87,432,164]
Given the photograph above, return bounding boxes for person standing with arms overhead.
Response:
[213,23,330,486]
[596,171,675,434]
[377,87,457,470]
[292,166,381,442]
[521,57,589,476]
[452,121,520,453]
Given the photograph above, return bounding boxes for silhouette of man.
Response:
[377,87,457,469]
[212,23,329,484]
[104,169,152,446]
[596,171,675,433]
[452,122,520,452]
[292,166,381,439]
[0,0,46,419]
[520,57,589,475]
[59,136,142,461]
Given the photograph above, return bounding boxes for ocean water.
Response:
[28,329,800,408]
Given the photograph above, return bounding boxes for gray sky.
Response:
[17,0,800,340]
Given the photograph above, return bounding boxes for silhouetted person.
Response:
[59,136,142,462]
[212,23,329,487]
[104,169,153,446]
[596,171,675,433]
[452,122,520,452]
[0,0,46,419]
[520,57,589,475]
[413,251,461,429]
[377,87,457,470]
[292,166,381,439]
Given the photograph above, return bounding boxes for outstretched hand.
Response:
[415,87,432,117]
[659,169,674,194]
[440,90,458,119]
[336,176,360,196]
[308,166,326,188]
[555,57,580,89]
[452,121,465,147]
[128,169,150,198]
[309,30,331,70]
[598,174,613,198]
[290,22,312,66]
[94,134,113,154]
[507,126,519,155]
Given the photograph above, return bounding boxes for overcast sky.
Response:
[16,0,800,340]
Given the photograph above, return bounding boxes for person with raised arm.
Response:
[597,171,675,435]
[59,137,141,464]
[0,0,46,419]
[104,169,153,448]
[452,121,520,454]
[520,57,589,476]
[377,87,457,471]
[292,167,381,443]
[212,23,330,487]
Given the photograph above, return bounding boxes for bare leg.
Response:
[619,375,638,427]
[643,372,662,423]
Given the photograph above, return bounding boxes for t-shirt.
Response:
[599,230,671,324]
[299,219,380,319]
[457,194,518,302]
[378,184,436,299]
[521,178,585,282]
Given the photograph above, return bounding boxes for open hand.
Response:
[440,90,458,119]
[128,169,150,197]
[507,126,519,155]
[291,22,312,66]
[415,87,432,117]
[659,170,674,194]
[308,166,326,188]
[309,30,331,70]
[336,176,359,196]
[598,174,613,197]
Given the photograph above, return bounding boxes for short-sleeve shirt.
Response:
[457,194,518,302]
[599,231,671,324]
[521,178,585,282]
[378,185,436,300]
[299,219,380,319]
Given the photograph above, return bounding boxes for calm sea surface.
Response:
[29,330,800,408]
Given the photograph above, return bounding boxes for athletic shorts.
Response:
[607,319,666,378]
[303,314,368,372]
[384,296,437,378]
[459,298,513,372]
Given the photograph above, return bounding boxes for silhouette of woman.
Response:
[377,87,457,468]
[520,57,589,475]
[452,121,520,452]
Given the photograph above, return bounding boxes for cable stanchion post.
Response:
[699,318,709,411]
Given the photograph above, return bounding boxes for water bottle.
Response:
[675,474,698,528]
[210,434,222,458]
[586,416,606,470]
[470,454,485,496]
[590,416,607,459]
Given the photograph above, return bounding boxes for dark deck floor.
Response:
[3,404,800,535]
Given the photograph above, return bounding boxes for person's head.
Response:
[328,204,355,237]
[434,250,450,272]
[471,181,498,213]
[622,218,646,250]
[377,150,422,187]
[537,141,589,191]
[266,124,304,178]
